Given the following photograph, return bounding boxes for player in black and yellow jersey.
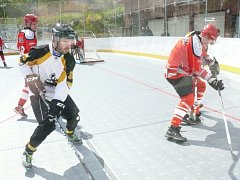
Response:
[20,23,82,169]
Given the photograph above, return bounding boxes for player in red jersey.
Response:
[164,24,224,142]
[14,14,38,117]
[0,36,7,67]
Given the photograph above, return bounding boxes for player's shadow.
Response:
[54,119,110,179]
[25,163,92,180]
[17,117,37,123]
[180,112,239,150]
[23,143,110,180]
[186,120,240,151]
[183,112,240,179]
[21,117,109,179]
[24,151,110,180]
[187,113,240,152]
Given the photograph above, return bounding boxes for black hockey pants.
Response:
[28,95,80,149]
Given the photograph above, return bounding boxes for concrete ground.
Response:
[0,53,240,180]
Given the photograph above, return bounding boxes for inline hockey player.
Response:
[14,14,38,117]
[20,23,82,169]
[181,29,221,125]
[0,36,7,67]
[164,24,224,142]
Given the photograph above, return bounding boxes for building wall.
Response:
[147,11,225,37]
[120,0,240,37]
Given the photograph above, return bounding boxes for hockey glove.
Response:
[48,99,65,122]
[208,77,224,91]
[25,74,45,96]
[209,57,220,76]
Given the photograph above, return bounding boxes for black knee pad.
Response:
[30,121,55,147]
[38,121,56,137]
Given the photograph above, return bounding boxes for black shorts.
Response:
[167,76,193,97]
[30,95,79,123]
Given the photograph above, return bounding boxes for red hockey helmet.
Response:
[201,24,220,42]
[24,14,38,25]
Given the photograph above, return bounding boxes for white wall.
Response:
[208,38,240,68]
[85,36,240,70]
[86,36,179,57]
[5,37,240,70]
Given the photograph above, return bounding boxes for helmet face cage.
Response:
[210,34,220,45]
[24,14,38,25]
[52,23,76,53]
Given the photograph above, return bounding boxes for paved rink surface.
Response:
[0,54,240,180]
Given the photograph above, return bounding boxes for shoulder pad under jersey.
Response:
[22,44,50,63]
[192,35,202,57]
[185,31,201,37]
[21,29,35,40]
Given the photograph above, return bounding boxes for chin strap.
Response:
[52,39,63,57]
[52,48,62,57]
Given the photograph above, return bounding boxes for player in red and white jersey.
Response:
[0,36,7,67]
[14,14,38,117]
[71,35,85,62]
[164,24,224,142]
[17,14,38,54]
[180,31,221,125]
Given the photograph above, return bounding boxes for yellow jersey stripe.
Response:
[27,51,52,66]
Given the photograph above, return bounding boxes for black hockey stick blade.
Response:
[0,66,13,69]
[80,59,104,63]
[231,150,239,162]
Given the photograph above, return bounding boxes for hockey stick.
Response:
[193,78,198,121]
[5,47,19,52]
[217,88,238,161]
[39,92,95,179]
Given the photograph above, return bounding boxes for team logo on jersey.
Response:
[44,73,57,87]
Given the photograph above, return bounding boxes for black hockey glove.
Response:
[48,99,65,122]
[209,57,220,76]
[25,74,46,96]
[208,77,224,91]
